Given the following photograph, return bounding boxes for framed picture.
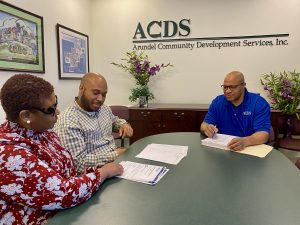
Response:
[0,1,45,73]
[56,24,89,80]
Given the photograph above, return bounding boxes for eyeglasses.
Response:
[33,95,58,116]
[221,82,244,91]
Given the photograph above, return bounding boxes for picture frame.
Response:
[0,1,45,73]
[56,24,89,80]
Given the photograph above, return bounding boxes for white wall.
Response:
[91,0,300,105]
[0,0,92,121]
[0,0,300,121]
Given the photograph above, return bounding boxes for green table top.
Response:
[48,132,300,225]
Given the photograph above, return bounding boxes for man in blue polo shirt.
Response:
[200,71,271,151]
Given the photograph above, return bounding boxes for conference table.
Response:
[48,132,300,225]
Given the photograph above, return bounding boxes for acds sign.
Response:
[133,19,191,40]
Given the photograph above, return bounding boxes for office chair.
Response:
[277,117,300,151]
[267,126,275,147]
[109,105,130,147]
[295,158,300,170]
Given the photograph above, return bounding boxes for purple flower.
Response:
[148,67,157,76]
[282,88,292,99]
[155,65,160,72]
[143,60,150,71]
[113,51,172,88]
[282,79,291,88]
[135,61,143,74]
[147,65,160,76]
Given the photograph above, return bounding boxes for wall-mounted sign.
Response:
[132,18,289,51]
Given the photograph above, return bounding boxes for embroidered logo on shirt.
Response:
[243,111,251,116]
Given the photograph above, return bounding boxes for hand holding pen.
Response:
[211,125,218,139]
[203,123,218,138]
[212,131,215,139]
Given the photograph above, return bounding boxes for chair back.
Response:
[295,158,300,170]
[109,105,130,147]
[109,105,129,120]
[268,126,275,146]
[291,117,300,134]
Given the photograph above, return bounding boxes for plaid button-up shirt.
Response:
[54,100,127,172]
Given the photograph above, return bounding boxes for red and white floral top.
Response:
[0,121,102,225]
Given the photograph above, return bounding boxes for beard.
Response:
[79,93,101,112]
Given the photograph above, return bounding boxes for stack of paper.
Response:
[201,133,235,150]
[136,143,188,165]
[118,161,168,185]
[201,133,273,158]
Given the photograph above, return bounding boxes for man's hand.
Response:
[116,147,127,156]
[118,123,133,138]
[228,137,247,151]
[201,122,218,138]
[228,131,269,151]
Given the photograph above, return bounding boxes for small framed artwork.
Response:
[0,1,45,73]
[56,24,89,80]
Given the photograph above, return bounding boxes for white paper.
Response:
[201,133,273,158]
[201,133,235,150]
[136,143,188,165]
[117,161,168,185]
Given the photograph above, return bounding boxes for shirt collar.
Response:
[2,121,47,140]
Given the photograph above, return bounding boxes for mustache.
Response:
[93,100,103,104]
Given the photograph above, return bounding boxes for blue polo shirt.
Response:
[204,89,271,137]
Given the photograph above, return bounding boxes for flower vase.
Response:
[138,96,148,108]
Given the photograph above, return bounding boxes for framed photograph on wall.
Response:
[56,24,89,80]
[0,1,45,73]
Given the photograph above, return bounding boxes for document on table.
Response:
[117,161,168,185]
[136,143,188,165]
[201,133,273,158]
[201,134,235,150]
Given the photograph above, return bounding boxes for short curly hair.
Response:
[1,74,54,122]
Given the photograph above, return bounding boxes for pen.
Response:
[211,125,217,139]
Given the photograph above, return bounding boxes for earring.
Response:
[26,120,31,124]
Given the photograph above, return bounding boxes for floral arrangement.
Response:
[112,51,172,102]
[260,70,300,119]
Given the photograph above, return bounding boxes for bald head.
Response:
[222,71,246,106]
[80,72,107,87]
[224,71,245,84]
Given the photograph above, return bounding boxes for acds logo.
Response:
[133,19,191,40]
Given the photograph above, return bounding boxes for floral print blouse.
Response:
[0,121,102,225]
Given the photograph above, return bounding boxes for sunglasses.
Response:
[33,95,58,116]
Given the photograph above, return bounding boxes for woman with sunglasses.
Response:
[0,74,123,224]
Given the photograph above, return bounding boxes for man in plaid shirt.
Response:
[54,72,133,172]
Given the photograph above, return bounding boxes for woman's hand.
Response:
[98,163,123,181]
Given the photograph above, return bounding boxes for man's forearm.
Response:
[243,131,269,147]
